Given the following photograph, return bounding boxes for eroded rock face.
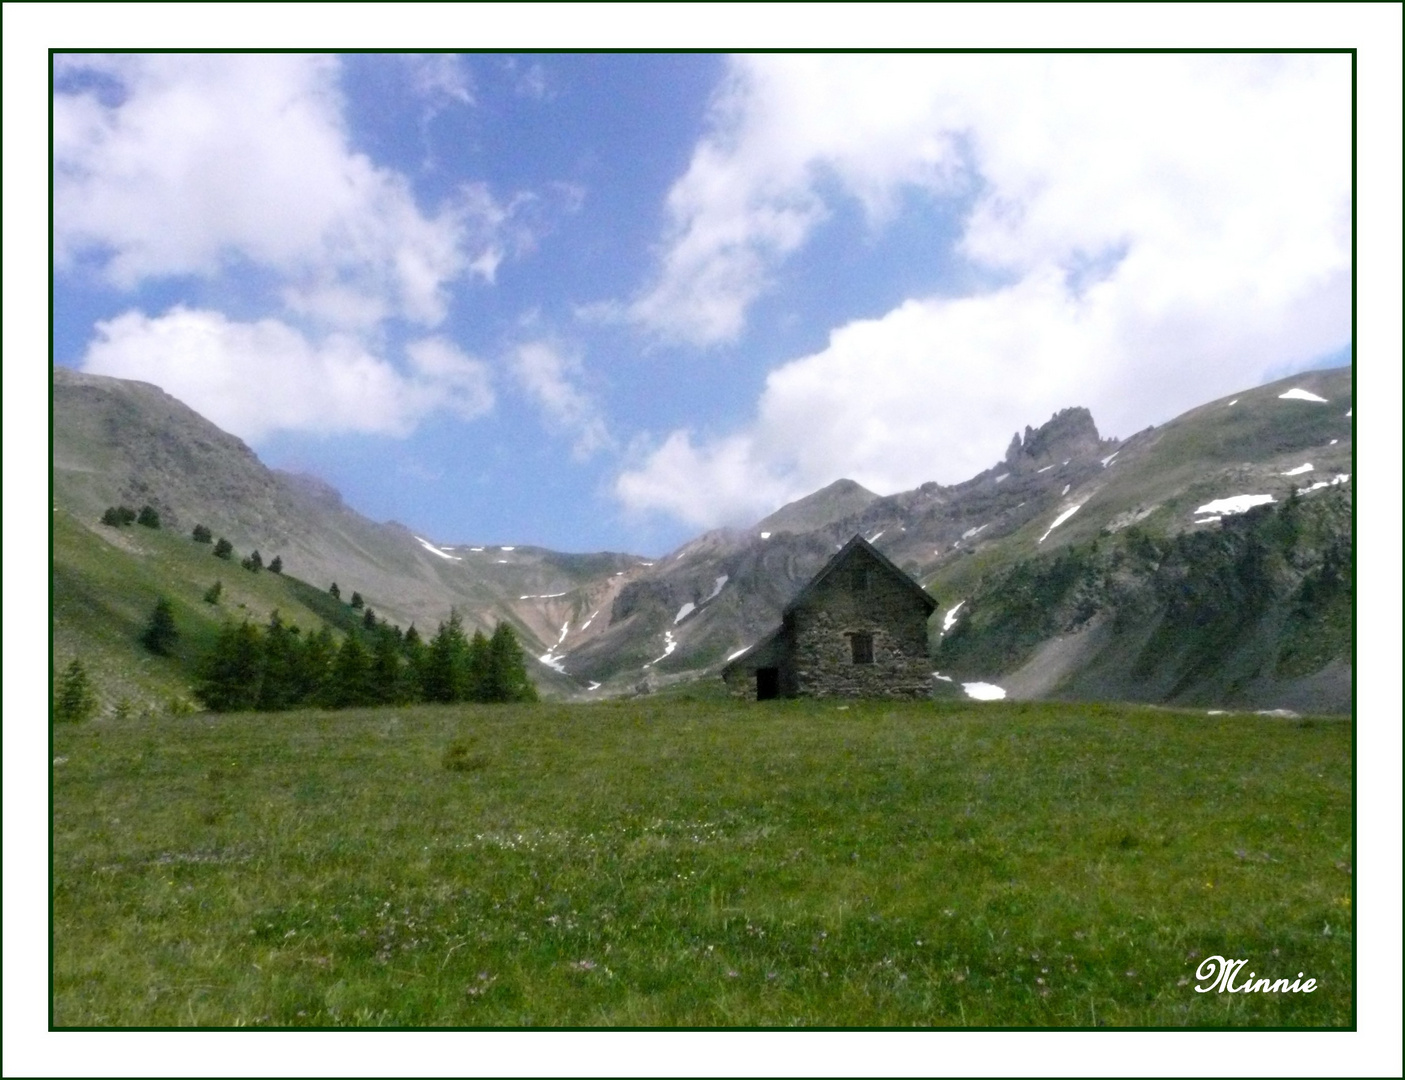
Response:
[1005,407,1109,471]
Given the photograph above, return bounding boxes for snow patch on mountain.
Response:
[1302,474,1350,493]
[520,591,569,600]
[961,523,988,540]
[704,575,729,602]
[1194,494,1275,516]
[726,646,749,662]
[1100,451,1119,467]
[414,536,462,561]
[674,602,695,624]
[1279,388,1328,403]
[1280,464,1313,476]
[942,600,965,634]
[645,632,677,667]
[963,682,1007,701]
[1038,504,1081,544]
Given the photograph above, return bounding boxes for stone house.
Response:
[721,535,937,700]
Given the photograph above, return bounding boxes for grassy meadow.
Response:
[51,697,1353,1027]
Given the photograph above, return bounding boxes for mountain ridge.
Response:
[51,364,1352,710]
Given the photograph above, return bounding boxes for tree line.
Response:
[194,610,537,712]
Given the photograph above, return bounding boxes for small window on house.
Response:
[849,632,874,664]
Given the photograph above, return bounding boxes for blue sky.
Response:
[53,52,1353,555]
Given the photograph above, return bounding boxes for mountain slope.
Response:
[51,368,654,701]
[551,367,1352,710]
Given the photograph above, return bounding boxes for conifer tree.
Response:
[466,629,492,702]
[214,538,234,560]
[370,629,405,704]
[350,591,364,610]
[422,611,469,703]
[137,505,161,528]
[140,597,180,656]
[242,550,263,572]
[192,524,213,543]
[268,555,283,574]
[362,606,378,631]
[329,582,341,600]
[195,621,265,712]
[258,611,300,710]
[55,659,99,722]
[485,622,538,702]
[329,632,373,708]
[203,580,223,604]
[101,507,123,527]
[297,626,337,705]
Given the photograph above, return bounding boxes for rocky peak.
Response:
[1004,407,1108,471]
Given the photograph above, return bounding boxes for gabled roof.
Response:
[783,534,937,618]
[721,535,935,674]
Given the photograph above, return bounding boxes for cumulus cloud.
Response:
[512,341,611,459]
[617,54,1351,526]
[80,307,494,442]
[53,54,515,328]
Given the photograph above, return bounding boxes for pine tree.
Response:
[55,659,99,722]
[485,622,538,702]
[101,507,123,527]
[362,606,378,631]
[329,633,373,708]
[140,597,180,656]
[329,582,341,600]
[258,611,300,711]
[350,591,364,610]
[466,629,491,702]
[192,524,213,543]
[137,505,161,528]
[297,626,337,706]
[268,555,283,574]
[195,621,265,712]
[401,624,426,702]
[422,611,469,703]
[203,580,223,604]
[214,538,234,560]
[370,629,405,704]
[116,506,137,525]
[242,550,263,572]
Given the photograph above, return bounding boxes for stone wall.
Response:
[721,543,934,700]
[790,547,932,698]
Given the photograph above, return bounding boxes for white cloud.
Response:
[617,54,1351,526]
[53,54,512,328]
[512,341,610,459]
[80,307,494,442]
[406,54,474,108]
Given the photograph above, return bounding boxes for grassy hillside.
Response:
[52,698,1351,1027]
[51,509,373,715]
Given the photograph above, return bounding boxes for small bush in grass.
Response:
[204,580,223,604]
[192,523,213,543]
[137,505,161,528]
[443,738,488,773]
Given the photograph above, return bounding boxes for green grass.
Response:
[51,698,1352,1027]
